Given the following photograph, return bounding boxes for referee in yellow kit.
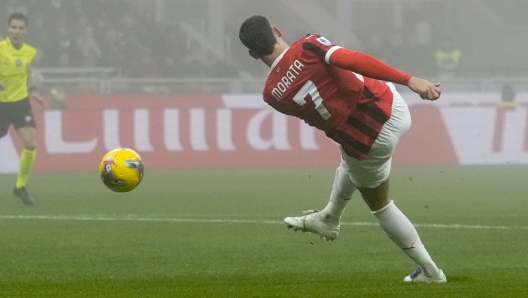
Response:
[0,13,43,205]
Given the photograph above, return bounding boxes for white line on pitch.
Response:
[0,214,527,230]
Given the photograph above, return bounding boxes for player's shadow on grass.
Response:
[444,276,473,283]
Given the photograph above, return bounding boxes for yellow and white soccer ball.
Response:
[99,148,144,192]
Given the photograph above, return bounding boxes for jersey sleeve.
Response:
[300,35,411,86]
[300,34,338,61]
[327,47,412,86]
[29,47,37,66]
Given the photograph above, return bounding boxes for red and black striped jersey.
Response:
[262,34,411,160]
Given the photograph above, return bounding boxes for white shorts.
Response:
[339,83,411,188]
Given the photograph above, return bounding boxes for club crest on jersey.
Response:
[16,59,22,67]
[316,36,333,46]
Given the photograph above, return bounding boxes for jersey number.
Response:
[293,80,331,120]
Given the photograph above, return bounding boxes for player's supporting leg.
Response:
[359,180,445,283]
[284,163,356,240]
[372,200,444,279]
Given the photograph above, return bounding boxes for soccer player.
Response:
[0,13,43,205]
[239,15,446,283]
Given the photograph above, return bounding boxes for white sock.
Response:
[372,201,441,276]
[321,165,357,224]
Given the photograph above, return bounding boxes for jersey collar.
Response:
[268,48,289,75]
[6,37,24,50]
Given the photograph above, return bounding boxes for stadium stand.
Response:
[1,0,527,94]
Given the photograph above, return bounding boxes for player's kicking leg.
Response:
[284,164,356,240]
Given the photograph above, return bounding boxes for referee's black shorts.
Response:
[0,97,36,138]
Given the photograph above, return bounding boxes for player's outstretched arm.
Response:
[407,77,441,101]
[328,48,411,86]
[328,48,441,101]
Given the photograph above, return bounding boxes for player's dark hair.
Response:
[239,15,275,56]
[9,13,28,26]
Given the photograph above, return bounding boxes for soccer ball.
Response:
[99,148,144,192]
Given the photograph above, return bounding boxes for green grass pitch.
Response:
[1,165,527,297]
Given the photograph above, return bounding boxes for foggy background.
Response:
[1,0,527,95]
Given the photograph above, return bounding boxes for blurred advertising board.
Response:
[1,92,527,173]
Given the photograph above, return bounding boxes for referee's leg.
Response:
[14,125,37,204]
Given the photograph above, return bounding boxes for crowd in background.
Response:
[2,0,457,81]
[0,0,210,78]
[8,0,522,82]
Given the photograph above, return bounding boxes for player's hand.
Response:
[407,77,441,101]
[29,89,44,106]
[0,82,5,91]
